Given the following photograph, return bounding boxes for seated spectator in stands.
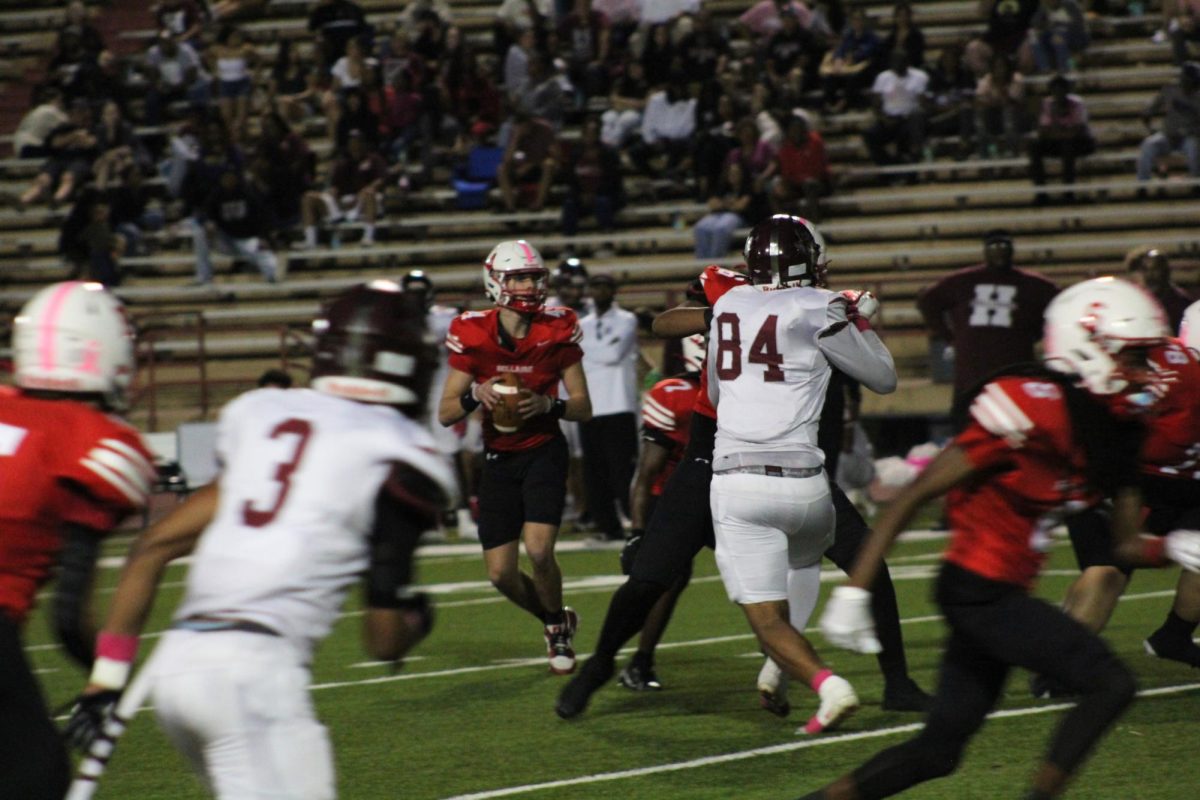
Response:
[725,116,777,187]
[820,7,881,112]
[143,31,211,124]
[495,0,551,66]
[82,50,137,118]
[59,1,105,62]
[208,25,259,142]
[255,111,314,228]
[1169,1,1200,65]
[560,0,613,100]
[638,23,677,89]
[48,29,96,102]
[497,112,559,212]
[192,167,281,284]
[561,116,624,239]
[1137,62,1200,192]
[880,1,925,69]
[1027,0,1088,74]
[19,100,98,208]
[382,71,425,162]
[594,0,641,55]
[864,50,929,168]
[445,51,502,146]
[980,0,1039,63]
[926,42,975,155]
[300,130,387,247]
[771,108,831,220]
[762,8,817,103]
[308,0,369,69]
[334,87,381,151]
[694,92,742,199]
[974,55,1026,157]
[1029,74,1094,204]
[65,189,124,286]
[410,8,449,63]
[738,0,814,41]
[694,159,764,259]
[519,54,569,128]
[180,115,246,215]
[155,0,208,46]
[12,88,68,159]
[380,29,426,89]
[93,100,151,174]
[678,10,730,84]
[601,59,649,146]
[628,73,696,178]
[323,37,377,143]
[270,40,320,126]
[505,27,537,101]
[100,153,162,257]
[1126,246,1193,329]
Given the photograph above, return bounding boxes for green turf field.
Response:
[28,528,1200,799]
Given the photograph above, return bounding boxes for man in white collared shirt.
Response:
[579,274,641,540]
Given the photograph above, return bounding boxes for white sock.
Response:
[787,563,822,631]
[362,223,376,242]
[304,225,316,246]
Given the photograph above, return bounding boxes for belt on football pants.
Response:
[717,465,824,479]
[171,615,281,637]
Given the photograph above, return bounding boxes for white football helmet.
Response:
[483,240,548,313]
[1043,277,1169,409]
[1179,300,1200,352]
[13,281,136,410]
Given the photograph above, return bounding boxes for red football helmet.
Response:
[310,280,437,410]
[742,214,826,288]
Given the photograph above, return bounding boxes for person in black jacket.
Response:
[191,167,280,284]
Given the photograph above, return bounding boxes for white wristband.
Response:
[89,656,132,691]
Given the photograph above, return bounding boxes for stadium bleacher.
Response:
[1,0,1197,433]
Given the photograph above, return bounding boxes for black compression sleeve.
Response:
[54,522,103,668]
[365,490,428,609]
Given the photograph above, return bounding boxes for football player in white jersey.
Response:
[67,282,457,800]
[403,269,481,539]
[706,214,898,734]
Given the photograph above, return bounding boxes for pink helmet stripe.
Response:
[518,241,536,265]
[39,281,79,372]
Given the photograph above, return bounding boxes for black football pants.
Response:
[0,615,70,799]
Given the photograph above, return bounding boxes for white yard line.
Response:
[439,682,1200,800]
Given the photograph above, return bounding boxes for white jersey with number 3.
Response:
[707,284,897,471]
[174,388,456,660]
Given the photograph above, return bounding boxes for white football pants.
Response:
[146,630,335,800]
[711,471,834,604]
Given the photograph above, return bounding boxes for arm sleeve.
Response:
[366,462,450,608]
[52,520,104,668]
[816,300,897,395]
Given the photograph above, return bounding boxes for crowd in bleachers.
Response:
[3,0,1200,289]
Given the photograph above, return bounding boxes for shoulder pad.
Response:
[700,265,748,306]
[969,379,1061,448]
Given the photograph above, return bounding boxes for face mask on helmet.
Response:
[743,214,824,288]
[1043,277,1170,415]
[310,280,437,410]
[485,239,547,313]
[13,281,136,411]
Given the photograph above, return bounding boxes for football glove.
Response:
[820,586,882,654]
[1165,530,1200,573]
[620,530,644,576]
[840,290,879,321]
[64,689,122,752]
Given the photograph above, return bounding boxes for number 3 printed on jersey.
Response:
[715,312,784,382]
[242,418,313,527]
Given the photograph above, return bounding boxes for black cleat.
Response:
[881,677,933,712]
[555,656,614,719]
[618,662,663,691]
[1144,630,1200,668]
[1028,673,1075,700]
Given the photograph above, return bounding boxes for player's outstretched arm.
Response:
[559,361,593,422]
[1110,486,1200,572]
[652,306,707,338]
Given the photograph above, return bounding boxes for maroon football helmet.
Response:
[742,214,825,288]
[310,280,437,411]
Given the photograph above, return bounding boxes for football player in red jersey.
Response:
[559,217,930,722]
[616,333,704,690]
[806,277,1200,800]
[0,281,154,800]
[439,240,593,674]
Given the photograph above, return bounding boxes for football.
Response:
[491,372,529,433]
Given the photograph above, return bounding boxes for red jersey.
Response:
[0,392,154,623]
[446,306,583,451]
[693,265,749,419]
[943,376,1099,589]
[641,374,700,495]
[1141,339,1200,480]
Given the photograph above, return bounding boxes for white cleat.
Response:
[757,657,791,717]
[800,675,859,735]
[456,508,479,541]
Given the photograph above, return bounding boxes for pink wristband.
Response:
[810,668,834,692]
[96,631,139,662]
[1141,535,1167,566]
